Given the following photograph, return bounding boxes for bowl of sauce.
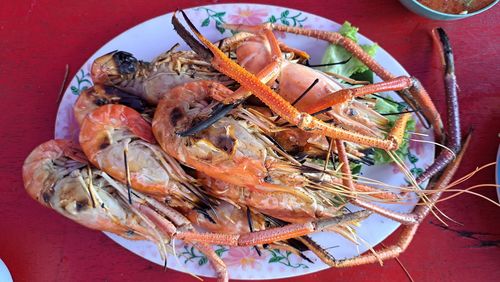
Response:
[400,0,499,20]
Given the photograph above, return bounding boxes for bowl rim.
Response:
[407,0,499,18]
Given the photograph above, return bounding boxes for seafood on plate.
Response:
[91,47,231,105]
[22,139,173,252]
[23,8,491,281]
[23,140,373,281]
[22,139,233,279]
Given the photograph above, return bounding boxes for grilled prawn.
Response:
[79,103,213,213]
[89,31,311,105]
[23,139,166,242]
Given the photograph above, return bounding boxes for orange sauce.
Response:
[418,0,494,14]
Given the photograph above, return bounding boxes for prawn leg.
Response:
[413,28,461,185]
[174,210,371,246]
[173,11,408,151]
[328,131,470,266]
[114,185,229,282]
[226,22,444,142]
[303,77,414,114]
[335,127,470,225]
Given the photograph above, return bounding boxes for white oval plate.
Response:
[54,3,435,280]
[0,259,13,282]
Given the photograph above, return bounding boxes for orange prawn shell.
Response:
[236,34,273,75]
[198,172,326,223]
[23,139,85,205]
[79,104,168,195]
[80,104,156,161]
[235,34,344,113]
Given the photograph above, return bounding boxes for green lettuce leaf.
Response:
[321,21,379,80]
[339,21,359,41]
[320,22,413,165]
[373,97,415,165]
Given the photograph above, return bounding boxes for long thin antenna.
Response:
[124,142,132,204]
[56,64,69,104]
[275,78,320,123]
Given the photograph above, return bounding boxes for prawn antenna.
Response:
[123,143,132,204]
[291,78,320,106]
[276,78,319,123]
[304,56,352,68]
[323,138,335,174]
[246,207,262,256]
[381,109,421,116]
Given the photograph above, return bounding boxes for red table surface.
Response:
[1,1,499,281]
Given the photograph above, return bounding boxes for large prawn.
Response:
[22,140,177,253]
[89,31,311,105]
[90,48,231,105]
[78,103,214,215]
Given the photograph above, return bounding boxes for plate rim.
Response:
[496,145,500,202]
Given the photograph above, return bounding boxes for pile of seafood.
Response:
[23,11,470,282]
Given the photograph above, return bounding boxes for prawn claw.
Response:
[113,51,139,74]
[172,10,213,62]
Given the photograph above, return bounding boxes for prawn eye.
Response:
[95,98,109,106]
[42,191,52,203]
[75,200,89,212]
[113,51,138,74]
